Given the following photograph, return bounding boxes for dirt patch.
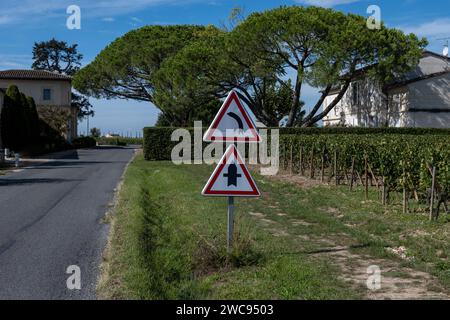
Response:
[248,212,266,218]
[290,219,313,227]
[260,218,276,225]
[250,165,324,189]
[324,249,450,300]
[267,228,290,237]
[304,230,449,299]
[320,207,341,216]
[385,246,412,261]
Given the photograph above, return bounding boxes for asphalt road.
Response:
[0,146,135,299]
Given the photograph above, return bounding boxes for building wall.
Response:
[0,79,71,107]
[406,73,450,128]
[322,79,390,127]
[0,79,77,141]
[323,74,450,129]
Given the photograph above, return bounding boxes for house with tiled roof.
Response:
[0,69,77,142]
[322,51,450,128]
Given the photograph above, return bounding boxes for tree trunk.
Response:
[286,72,303,127]
[302,80,351,127]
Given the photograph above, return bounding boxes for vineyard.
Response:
[279,134,450,220]
[141,127,450,221]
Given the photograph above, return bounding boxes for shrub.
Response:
[144,127,195,161]
[71,136,97,149]
[96,137,143,146]
[90,127,101,138]
[0,86,42,152]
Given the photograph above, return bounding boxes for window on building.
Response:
[43,89,52,101]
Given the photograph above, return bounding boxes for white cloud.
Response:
[0,0,194,25]
[0,15,14,24]
[294,0,361,8]
[102,17,115,22]
[400,18,450,38]
[0,54,32,70]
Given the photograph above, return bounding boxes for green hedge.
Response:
[96,137,143,146]
[277,127,450,135]
[144,127,196,160]
[71,136,97,149]
[143,126,450,161]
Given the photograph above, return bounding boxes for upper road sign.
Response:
[203,90,262,142]
[202,144,261,197]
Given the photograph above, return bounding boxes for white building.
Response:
[0,70,77,141]
[322,51,450,128]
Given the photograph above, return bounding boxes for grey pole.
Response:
[227,196,235,253]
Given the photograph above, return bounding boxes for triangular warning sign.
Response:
[203,90,262,142]
[202,145,261,197]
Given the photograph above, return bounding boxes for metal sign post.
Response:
[227,196,235,253]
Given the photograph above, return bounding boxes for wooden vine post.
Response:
[349,157,355,191]
[403,187,408,215]
[289,143,293,175]
[299,145,304,176]
[429,166,436,221]
[382,177,387,206]
[402,167,408,215]
[334,150,338,186]
[310,148,315,179]
[364,155,369,200]
[321,147,325,183]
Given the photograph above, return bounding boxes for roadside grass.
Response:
[98,156,360,299]
[99,156,450,299]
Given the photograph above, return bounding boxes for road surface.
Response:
[0,146,135,299]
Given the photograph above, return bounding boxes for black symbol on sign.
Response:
[227,112,244,130]
[224,163,241,187]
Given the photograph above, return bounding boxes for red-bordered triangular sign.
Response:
[202,145,261,197]
[203,90,262,142]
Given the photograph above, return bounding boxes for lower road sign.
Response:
[202,144,260,197]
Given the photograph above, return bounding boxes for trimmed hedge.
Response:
[96,137,143,147]
[277,127,450,135]
[143,126,450,161]
[144,127,196,160]
[71,136,97,149]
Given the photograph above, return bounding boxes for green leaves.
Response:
[73,6,427,128]
[73,25,209,103]
[229,6,426,126]
[280,134,450,194]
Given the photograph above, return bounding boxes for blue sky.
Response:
[0,0,449,134]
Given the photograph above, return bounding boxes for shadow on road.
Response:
[0,178,82,186]
[33,149,80,160]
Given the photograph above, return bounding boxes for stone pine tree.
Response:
[32,38,93,119]
[230,6,427,127]
[73,7,426,127]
